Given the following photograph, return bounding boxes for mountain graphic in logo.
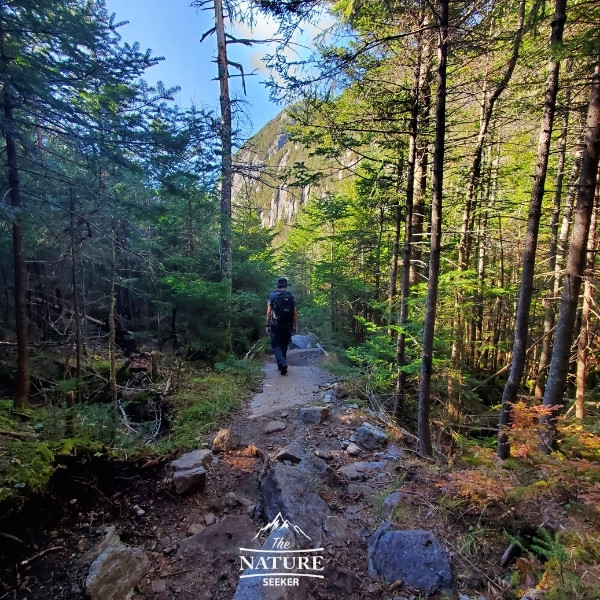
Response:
[252,512,312,541]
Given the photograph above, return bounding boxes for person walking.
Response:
[266,277,299,375]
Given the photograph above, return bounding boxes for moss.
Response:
[0,440,55,502]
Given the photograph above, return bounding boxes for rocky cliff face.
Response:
[232,110,349,228]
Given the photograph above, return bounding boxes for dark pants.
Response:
[270,324,292,368]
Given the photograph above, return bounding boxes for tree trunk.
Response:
[497,0,566,459]
[417,0,448,457]
[542,61,600,441]
[3,91,30,410]
[70,189,82,405]
[535,91,572,399]
[214,0,233,282]
[575,188,598,419]
[109,228,118,408]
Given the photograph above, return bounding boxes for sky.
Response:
[103,0,286,136]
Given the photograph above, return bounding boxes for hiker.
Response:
[266,277,299,375]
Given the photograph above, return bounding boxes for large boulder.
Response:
[86,546,150,600]
[368,526,453,595]
[260,463,328,545]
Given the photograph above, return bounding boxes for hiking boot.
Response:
[277,364,282,371]
[280,365,288,375]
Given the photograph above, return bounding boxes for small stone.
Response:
[151,579,167,593]
[341,440,350,450]
[133,505,146,516]
[347,403,359,409]
[211,429,241,453]
[300,406,330,424]
[337,461,386,481]
[356,422,388,450]
[275,441,306,462]
[381,491,404,519]
[246,504,256,518]
[347,483,373,498]
[314,448,333,460]
[186,523,204,536]
[172,466,206,495]
[280,411,289,418]
[171,449,214,471]
[204,512,217,526]
[264,420,287,434]
[331,383,349,399]
[346,443,361,456]
[223,492,238,507]
[349,434,357,442]
[323,394,333,403]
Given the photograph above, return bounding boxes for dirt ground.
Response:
[1,349,488,600]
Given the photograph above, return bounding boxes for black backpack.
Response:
[271,290,295,324]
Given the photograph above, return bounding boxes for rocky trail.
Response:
[6,347,467,600]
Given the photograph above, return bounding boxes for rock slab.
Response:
[261,463,328,545]
[368,526,453,594]
[86,546,150,600]
[275,441,306,463]
[356,422,388,450]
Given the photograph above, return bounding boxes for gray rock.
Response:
[205,512,217,526]
[337,461,386,481]
[264,420,287,434]
[212,428,241,452]
[347,483,373,498]
[171,449,213,471]
[178,515,255,560]
[261,463,328,545]
[275,441,306,463]
[186,523,204,536]
[299,406,329,424]
[86,546,150,600]
[322,394,333,404]
[297,453,334,483]
[84,526,123,564]
[346,443,361,456]
[172,466,206,495]
[151,580,167,593]
[381,491,404,519]
[356,422,388,450]
[331,383,349,399]
[314,448,333,460]
[368,526,453,594]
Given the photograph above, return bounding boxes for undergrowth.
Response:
[0,356,261,504]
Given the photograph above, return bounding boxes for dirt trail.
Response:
[247,349,333,419]
[7,351,411,600]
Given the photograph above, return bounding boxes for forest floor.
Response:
[3,349,600,600]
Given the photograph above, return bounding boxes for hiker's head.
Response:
[277,277,289,289]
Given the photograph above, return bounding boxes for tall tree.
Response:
[542,60,600,442]
[498,0,567,459]
[417,0,448,457]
